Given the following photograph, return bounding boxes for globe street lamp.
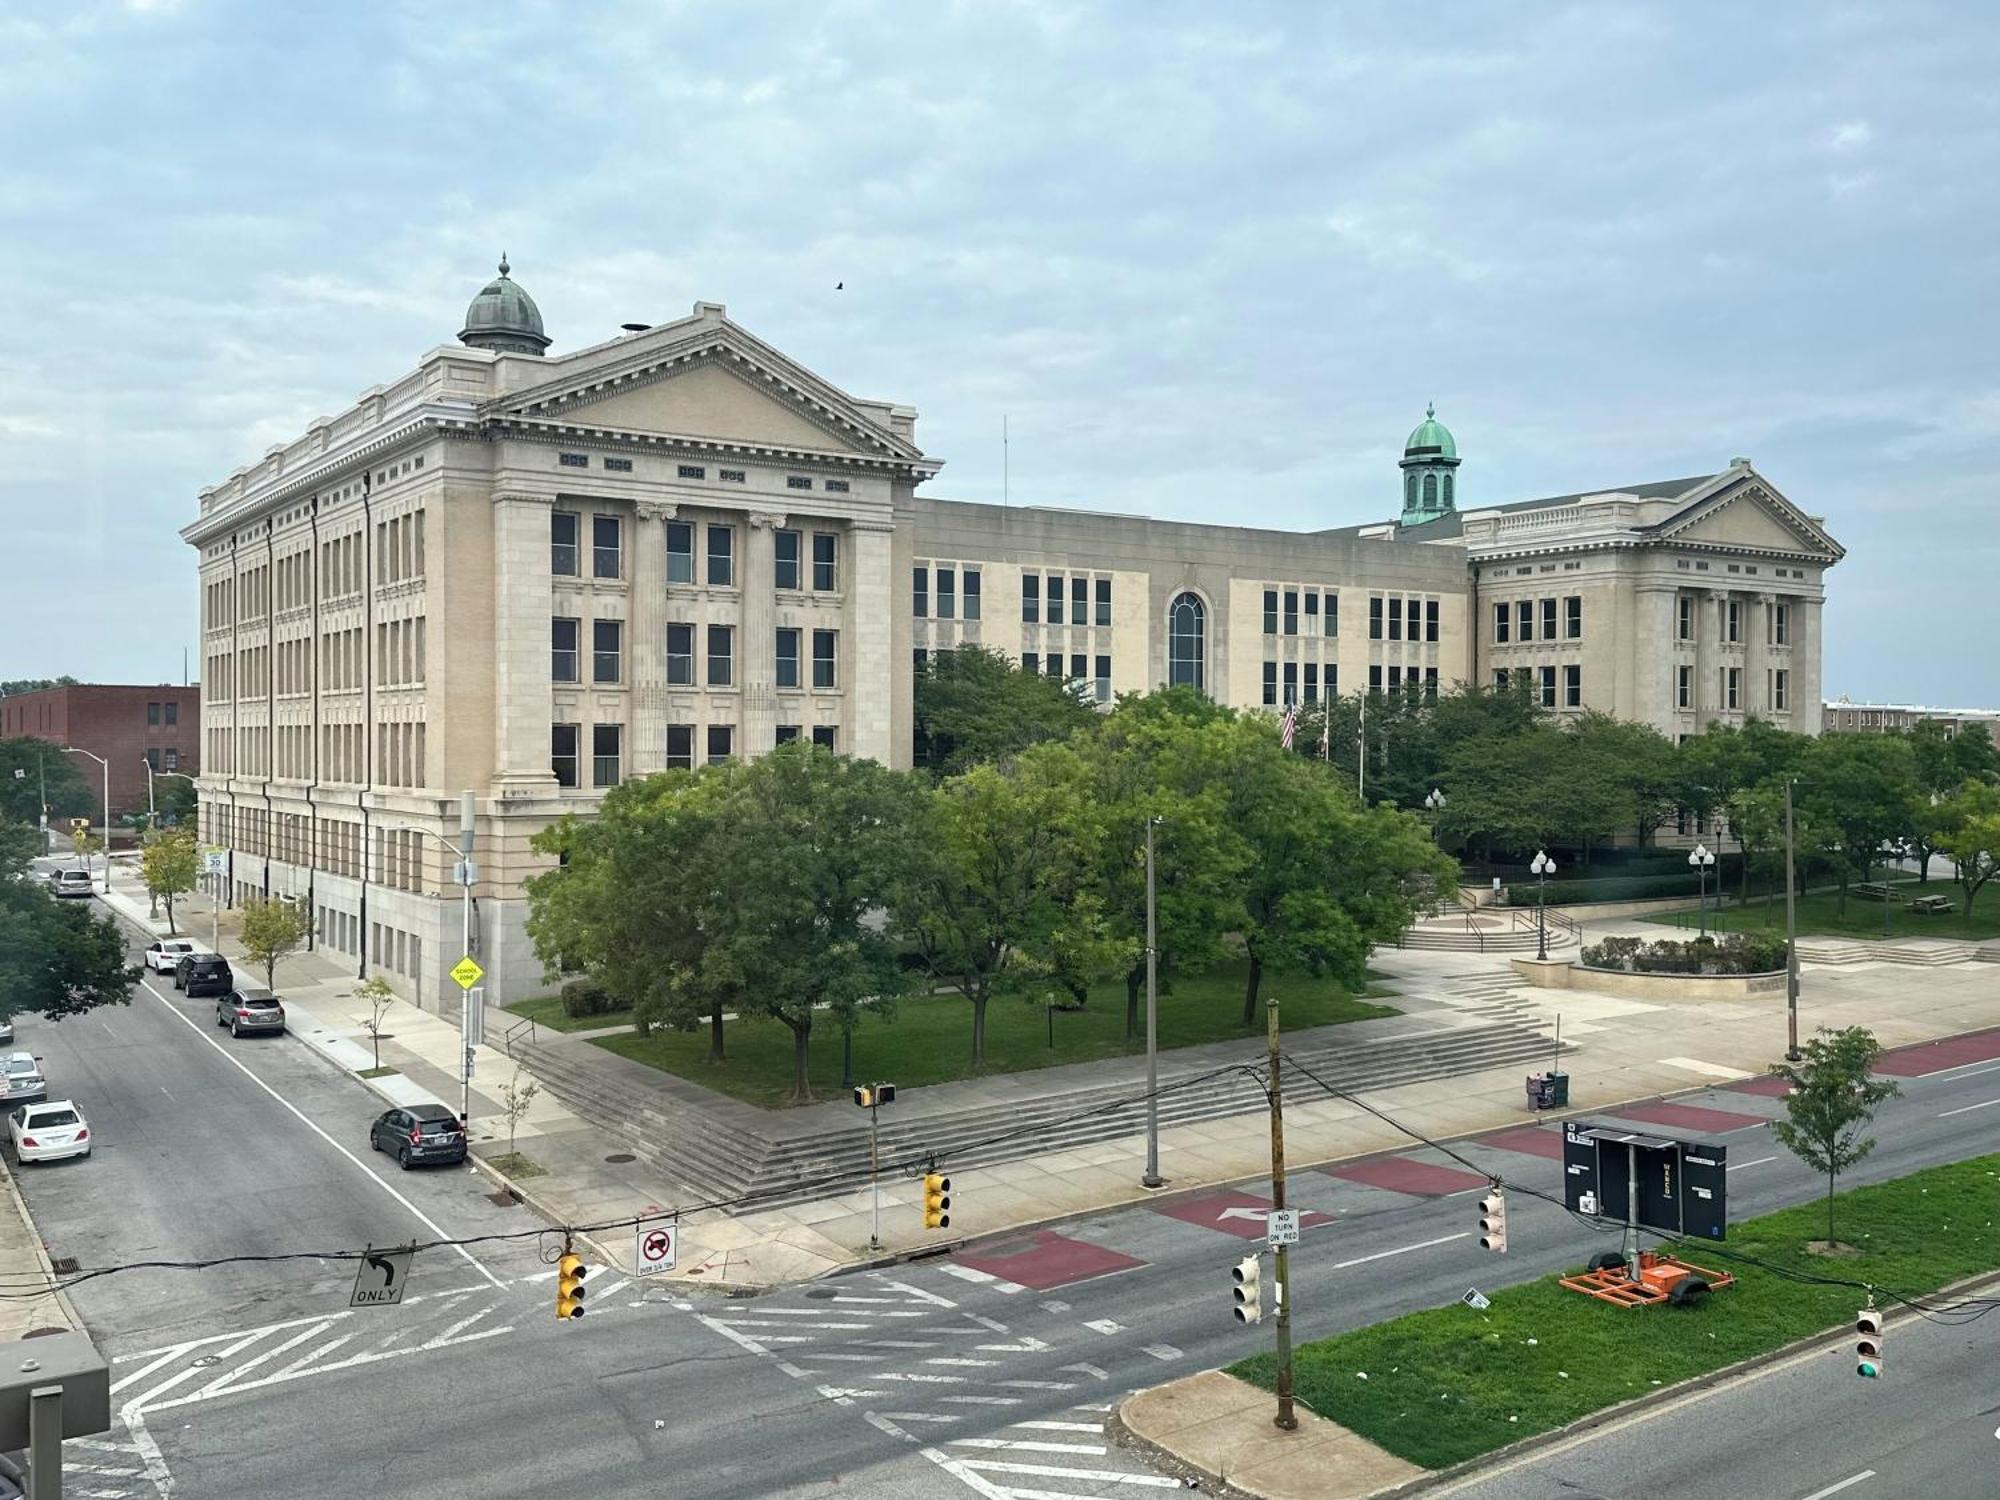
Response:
[1530,850,1557,960]
[1688,842,1716,939]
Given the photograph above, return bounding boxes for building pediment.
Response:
[1644,470,1844,563]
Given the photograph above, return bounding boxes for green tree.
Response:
[912,645,1097,776]
[354,975,396,1070]
[1769,1027,1899,1246]
[1724,782,1787,906]
[155,776,199,829]
[0,677,76,699]
[1934,779,2000,919]
[1798,733,1919,913]
[240,897,313,989]
[141,828,199,935]
[0,737,94,827]
[0,820,137,1025]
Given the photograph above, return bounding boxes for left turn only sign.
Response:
[351,1245,416,1307]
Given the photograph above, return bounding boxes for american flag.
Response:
[1279,702,1298,750]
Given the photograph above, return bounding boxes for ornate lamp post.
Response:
[1688,842,1716,938]
[1530,849,1556,960]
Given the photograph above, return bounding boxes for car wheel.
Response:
[397,1146,412,1170]
[230,1021,241,1037]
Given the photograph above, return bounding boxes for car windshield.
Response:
[236,991,278,1005]
[30,1109,79,1127]
[5,1059,35,1077]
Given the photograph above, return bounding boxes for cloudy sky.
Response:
[4,1,1995,704]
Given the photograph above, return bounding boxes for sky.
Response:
[3,0,1996,704]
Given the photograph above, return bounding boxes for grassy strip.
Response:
[1640,886,2000,940]
[502,995,636,1033]
[1231,1154,2000,1471]
[591,959,1396,1109]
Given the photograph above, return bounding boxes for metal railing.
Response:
[502,1015,539,1057]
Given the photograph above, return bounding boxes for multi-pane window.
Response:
[551,512,579,576]
[1067,578,1085,627]
[592,516,621,579]
[937,567,955,619]
[1539,665,1558,708]
[1564,595,1582,639]
[1541,597,1557,640]
[1517,600,1534,642]
[707,725,733,764]
[813,533,838,592]
[1095,578,1111,627]
[1263,589,1279,635]
[707,525,734,586]
[776,628,801,688]
[667,623,694,685]
[812,629,837,689]
[163,747,179,770]
[1023,652,1039,674]
[1494,668,1510,691]
[1678,665,1693,709]
[776,530,802,590]
[1022,574,1039,623]
[1167,593,1204,693]
[912,566,929,616]
[700,625,731,686]
[1283,590,1299,636]
[667,522,694,584]
[1369,596,1384,640]
[1305,663,1319,702]
[1425,599,1440,643]
[165,701,178,726]
[1773,668,1790,710]
[593,620,622,683]
[1773,603,1790,646]
[1424,667,1439,698]
[1094,654,1111,704]
[1323,592,1338,637]
[1047,657,1064,680]
[1726,599,1742,643]
[1282,661,1298,705]
[1047,575,1064,625]
[1725,666,1741,710]
[551,724,579,787]
[1495,602,1511,644]
[1304,592,1319,632]
[1564,664,1581,707]
[775,725,801,746]
[1370,665,1384,693]
[1678,594,1695,640]
[552,617,580,682]
[666,725,694,771]
[1388,596,1403,641]
[148,701,161,726]
[588,724,620,788]
[1262,661,1278,706]
[963,570,981,621]
[1068,652,1086,682]
[812,725,836,750]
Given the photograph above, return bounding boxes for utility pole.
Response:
[1784,777,1801,1061]
[1265,996,1296,1431]
[1357,695,1366,801]
[1142,816,1162,1188]
[458,790,476,1132]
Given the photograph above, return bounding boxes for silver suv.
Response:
[52,870,93,899]
[2,1052,46,1105]
[217,987,286,1037]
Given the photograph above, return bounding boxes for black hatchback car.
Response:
[174,953,233,997]
[370,1104,467,1169]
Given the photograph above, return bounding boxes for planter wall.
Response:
[1511,957,1788,1001]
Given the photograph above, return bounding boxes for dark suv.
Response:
[370,1104,467,1169]
[174,953,233,997]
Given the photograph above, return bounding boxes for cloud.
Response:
[1827,119,1874,151]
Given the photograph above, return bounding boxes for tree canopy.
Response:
[0,737,96,825]
[911,645,1097,777]
[0,819,137,1024]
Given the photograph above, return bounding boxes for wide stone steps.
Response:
[1398,925,1578,953]
[513,1017,1571,1214]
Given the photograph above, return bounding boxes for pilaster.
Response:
[848,519,895,764]
[490,491,559,797]
[741,511,786,758]
[1746,592,1774,718]
[629,501,676,774]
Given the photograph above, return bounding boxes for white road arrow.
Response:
[1216,1207,1269,1223]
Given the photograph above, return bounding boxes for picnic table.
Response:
[1851,882,1900,902]
[1907,894,1956,915]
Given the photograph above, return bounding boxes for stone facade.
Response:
[183,277,1842,1009]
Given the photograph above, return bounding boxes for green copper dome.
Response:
[459,255,551,355]
[1403,402,1456,460]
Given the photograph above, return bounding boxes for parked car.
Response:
[217,986,285,1037]
[1,1053,45,1106]
[52,869,94,899]
[174,953,233,997]
[144,940,197,974]
[8,1100,90,1164]
[369,1103,467,1169]
[0,1016,12,1047]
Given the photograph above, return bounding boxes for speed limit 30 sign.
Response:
[635,1222,677,1276]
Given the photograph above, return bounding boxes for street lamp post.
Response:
[1688,842,1716,939]
[62,747,111,893]
[1530,850,1556,961]
[1424,786,1446,832]
[390,790,478,1129]
[1784,777,1801,1061]
[1142,815,1163,1189]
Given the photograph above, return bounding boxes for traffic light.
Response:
[556,1251,587,1320]
[1856,1307,1882,1377]
[1232,1255,1262,1324]
[1478,1189,1509,1253]
[923,1172,951,1230]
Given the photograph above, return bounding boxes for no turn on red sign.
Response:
[635,1221,677,1276]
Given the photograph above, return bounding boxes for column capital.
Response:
[492,489,555,509]
[636,501,678,523]
[746,510,789,531]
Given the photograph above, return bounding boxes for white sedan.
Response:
[8,1101,91,1164]
[143,940,196,973]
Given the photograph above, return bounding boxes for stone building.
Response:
[184,262,1841,1010]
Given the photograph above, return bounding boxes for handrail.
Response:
[502,1015,538,1057]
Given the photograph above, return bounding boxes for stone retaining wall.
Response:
[1511,955,1788,1000]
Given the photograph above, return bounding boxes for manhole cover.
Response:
[49,1257,78,1276]
[604,1152,636,1164]
[804,1287,838,1300]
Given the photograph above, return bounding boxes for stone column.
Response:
[741,511,786,758]
[1745,592,1773,718]
[490,491,559,796]
[1693,587,1719,718]
[629,502,675,775]
[1793,597,1824,734]
[848,518,896,764]
[1631,584,1677,734]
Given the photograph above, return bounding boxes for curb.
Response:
[0,1165,85,1337]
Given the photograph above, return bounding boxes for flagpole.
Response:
[1358,693,1366,801]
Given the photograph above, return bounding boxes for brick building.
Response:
[0,684,202,825]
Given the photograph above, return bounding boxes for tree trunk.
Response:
[1125,967,1142,1042]
[1241,951,1264,1027]
[788,1019,814,1104]
[165,892,178,937]
[707,1001,726,1064]
[970,992,988,1068]
[1826,1170,1836,1245]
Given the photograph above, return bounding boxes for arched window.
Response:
[1422,472,1438,508]
[1404,472,1418,508]
[1167,592,1205,694]
[1442,473,1454,508]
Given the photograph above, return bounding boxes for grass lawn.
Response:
[503,994,637,1034]
[592,959,1398,1109]
[1640,882,2000,941]
[1232,1154,2000,1471]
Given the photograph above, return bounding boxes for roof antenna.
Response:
[1003,413,1010,508]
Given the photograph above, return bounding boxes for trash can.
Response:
[1526,1074,1554,1110]
[1546,1071,1570,1108]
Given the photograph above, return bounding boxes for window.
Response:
[1022,574,1039,622]
[1282,661,1298,706]
[777,530,802,590]
[1049,657,1065,680]
[813,533,837,592]
[1425,667,1439,698]
[1564,595,1582,639]
[776,628,800,688]
[720,468,746,484]
[667,521,694,584]
[1168,592,1205,693]
[1423,472,1437,506]
[1678,594,1695,641]
[551,724,579,787]
[1283,590,1299,636]
[593,619,622,684]
[812,725,836,750]
[1774,668,1790,711]
[552,617,580,682]
[1564,664,1581,707]
[163,747,179,771]
[1370,665,1383,694]
[1494,668,1510,691]
[963,569,981,621]
[1773,603,1790,646]
[551,512,579,576]
[592,516,621,579]
[1540,665,1558,708]
[1540,597,1557,641]
[148,701,161,726]
[1388,665,1403,690]
[1069,652,1087,682]
[1304,592,1318,631]
[560,452,588,468]
[1726,599,1741,643]
[1094,654,1111,704]
[668,623,694,685]
[164,701,178,726]
[1324,591,1338,637]
[604,457,632,473]
[786,475,812,491]
[1023,652,1039,674]
[1263,589,1279,635]
[813,629,837,689]
[707,725,733,764]
[1388,596,1403,640]
[1095,577,1111,627]
[592,725,622,786]
[1494,602,1510,644]
[1305,663,1319,702]
[1677,665,1692,709]
[1726,666,1741,710]
[1517,600,1534,642]
[912,565,928,617]
[707,625,733,686]
[936,567,955,619]
[144,747,160,771]
[678,464,706,481]
[1047,575,1064,624]
[707,525,734,586]
[666,725,693,771]
[1262,662,1278,706]
[775,725,800,745]
[825,478,850,494]
[1368,596,1383,640]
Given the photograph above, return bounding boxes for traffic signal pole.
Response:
[1265,996,1297,1432]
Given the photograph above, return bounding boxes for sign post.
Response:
[452,957,485,1131]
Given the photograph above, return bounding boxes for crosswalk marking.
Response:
[949,1438,1109,1455]
[953,1458,1184,1486]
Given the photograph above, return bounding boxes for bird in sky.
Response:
[835,281,844,290]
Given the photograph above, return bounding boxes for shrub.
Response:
[560,979,620,1018]
[1580,933,1788,976]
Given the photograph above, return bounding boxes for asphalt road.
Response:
[13,872,2000,1498]
[1438,1303,2000,1500]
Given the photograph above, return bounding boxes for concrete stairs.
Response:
[512,1017,1573,1214]
[1398,925,1578,953]
[1796,937,1989,966]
